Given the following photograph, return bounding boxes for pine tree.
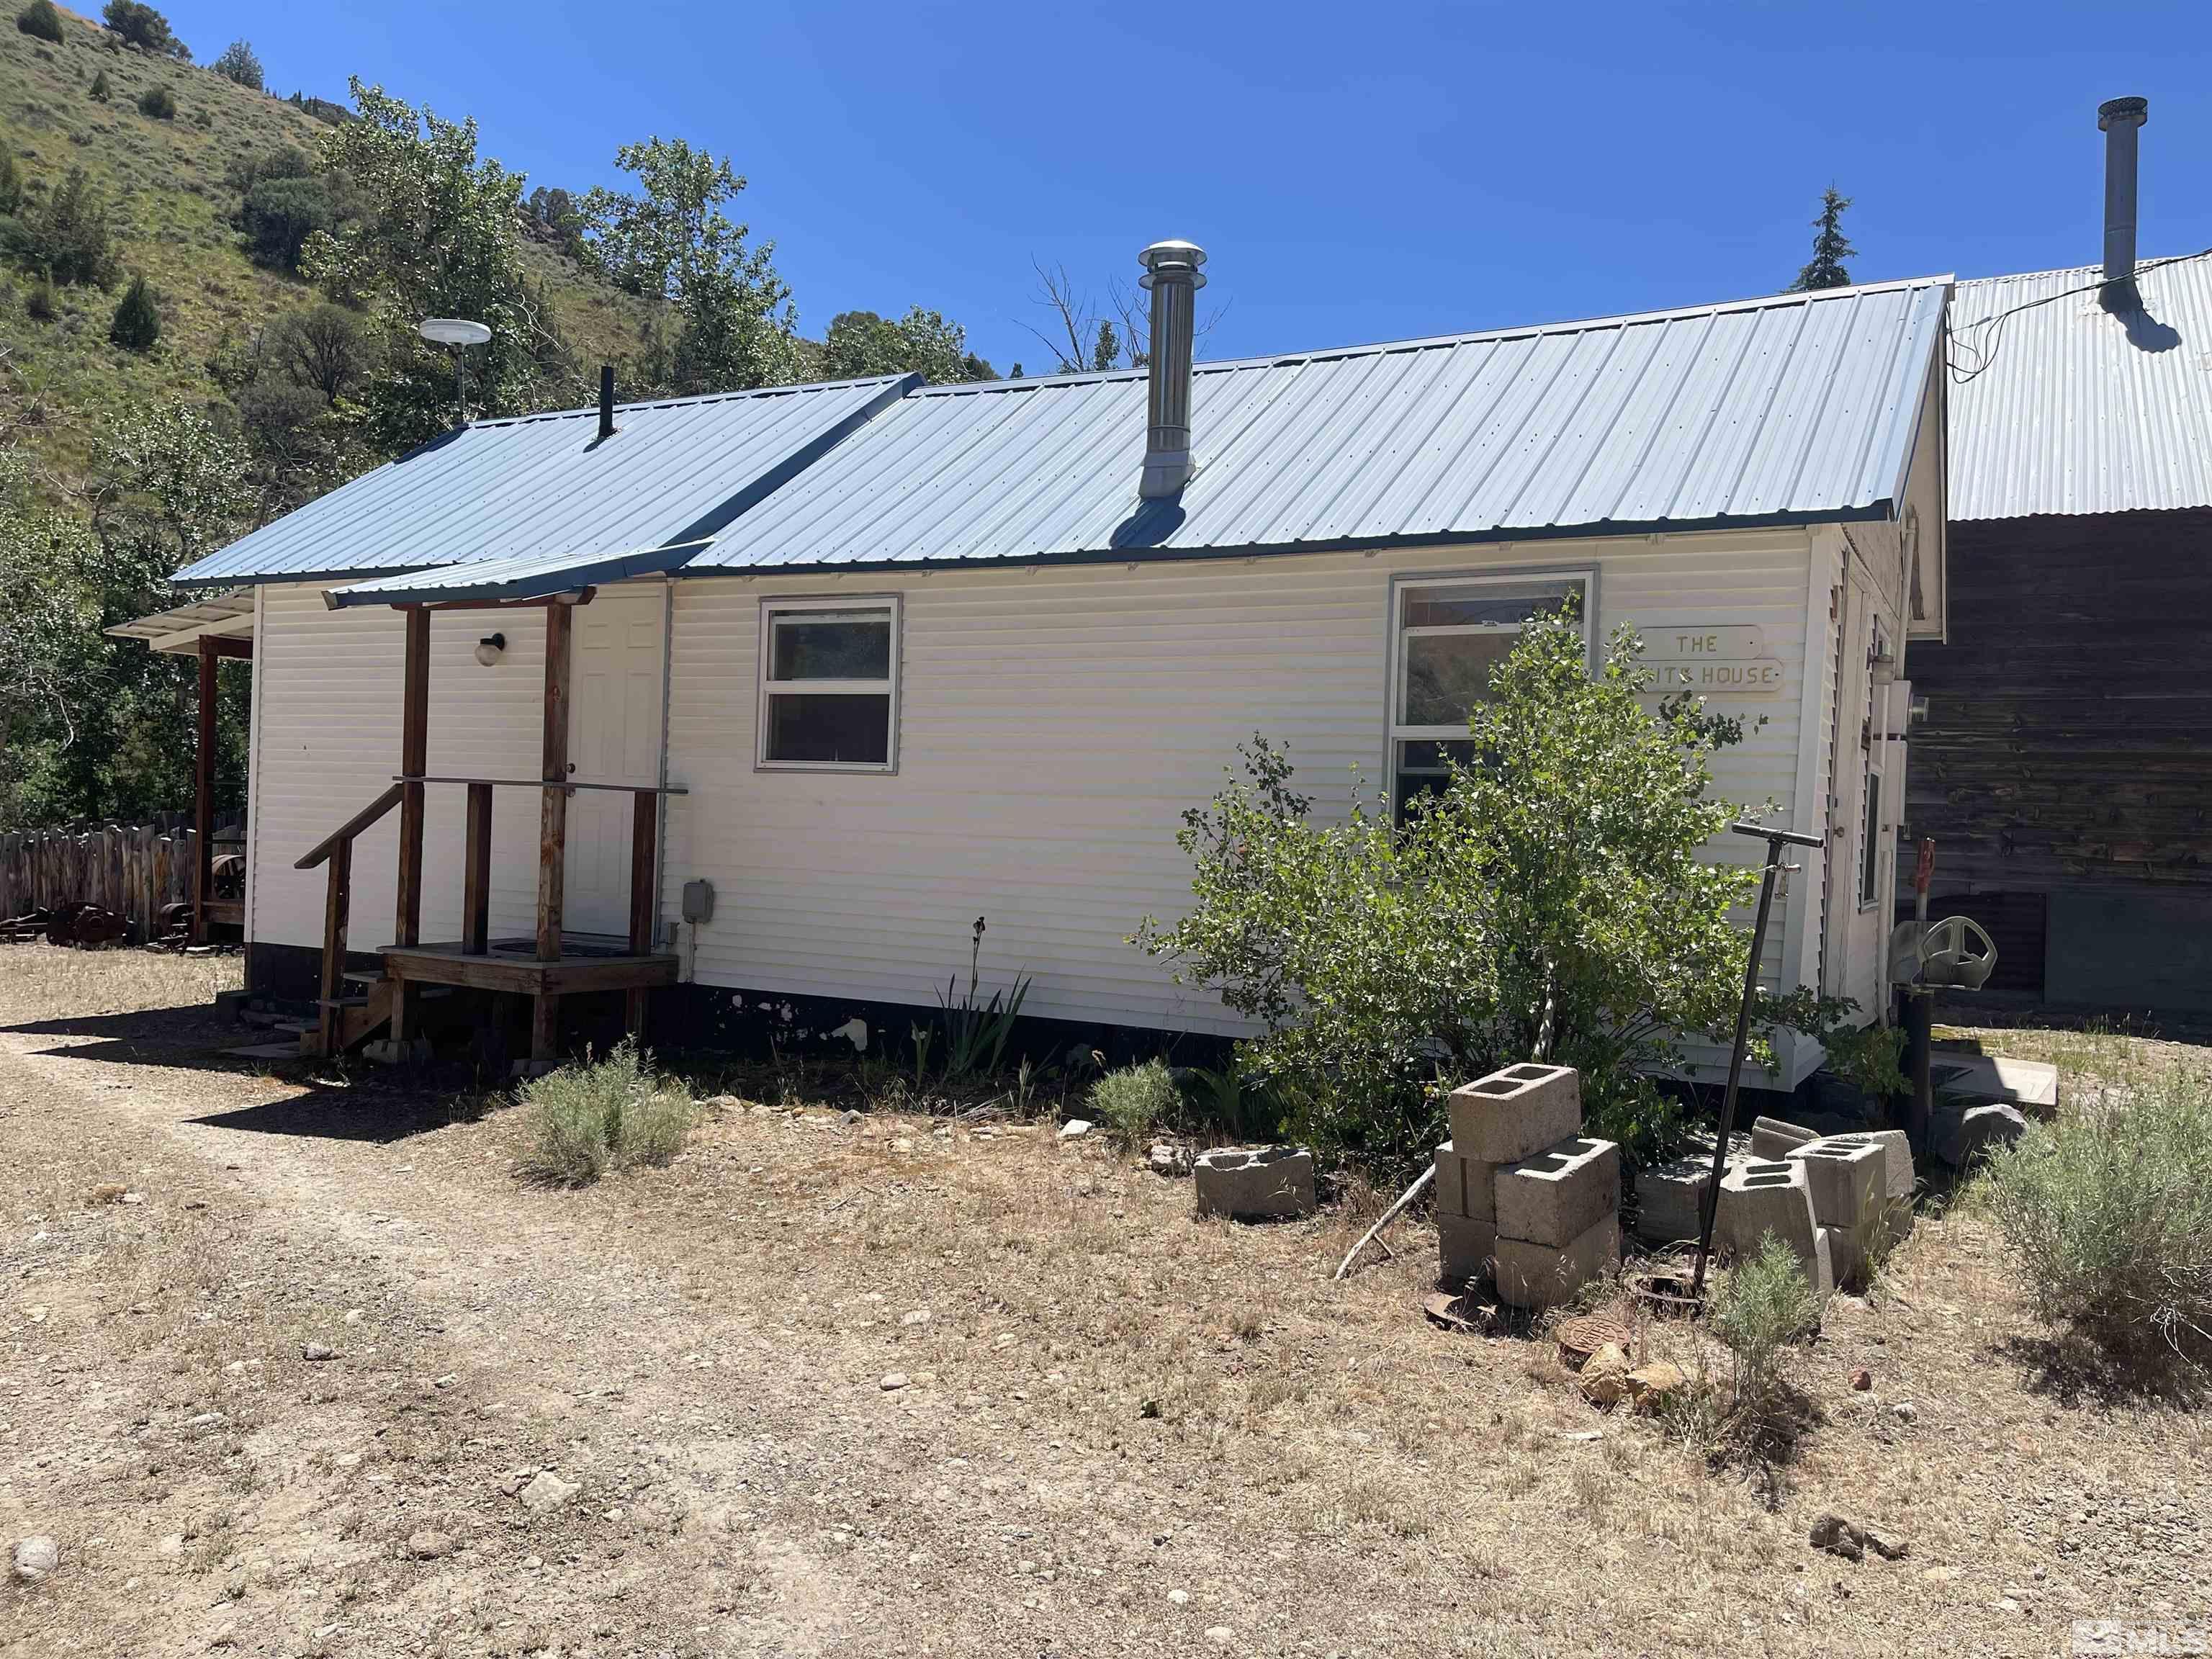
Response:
[108,272,159,351]
[1787,187,1855,292]
[89,68,110,102]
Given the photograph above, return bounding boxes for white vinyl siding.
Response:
[658,529,1819,1040]
[246,583,546,952]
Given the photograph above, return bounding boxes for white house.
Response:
[158,246,1951,1083]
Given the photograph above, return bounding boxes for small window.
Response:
[1388,571,1592,820]
[1859,769,1882,908]
[758,597,899,770]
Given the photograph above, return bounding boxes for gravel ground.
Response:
[1,946,2206,1657]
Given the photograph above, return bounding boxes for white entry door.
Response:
[565,589,665,939]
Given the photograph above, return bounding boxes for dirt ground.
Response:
[1,947,2206,1657]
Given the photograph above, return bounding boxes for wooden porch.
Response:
[295,591,683,1067]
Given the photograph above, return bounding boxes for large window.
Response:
[757,596,900,770]
[1388,571,1592,819]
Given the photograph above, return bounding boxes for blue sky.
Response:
[162,0,2208,375]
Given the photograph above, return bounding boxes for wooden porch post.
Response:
[462,781,493,955]
[389,606,431,1050]
[533,603,573,1062]
[192,637,217,944]
[393,606,431,948]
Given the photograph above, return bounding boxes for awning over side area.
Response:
[105,593,256,654]
[320,538,714,609]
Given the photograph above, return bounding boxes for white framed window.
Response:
[1386,569,1593,819]
[756,595,901,771]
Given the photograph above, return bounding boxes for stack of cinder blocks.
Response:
[1702,1129,1914,1295]
[1435,1064,1622,1311]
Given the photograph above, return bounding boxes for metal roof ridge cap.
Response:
[466,372,914,429]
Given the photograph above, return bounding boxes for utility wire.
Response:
[1946,246,2212,385]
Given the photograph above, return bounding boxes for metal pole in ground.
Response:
[1691,821,1827,1299]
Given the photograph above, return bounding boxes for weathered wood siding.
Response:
[1904,508,2212,1007]
[1907,509,2212,893]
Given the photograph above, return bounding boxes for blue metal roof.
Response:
[693,275,1951,572]
[1947,253,2212,521]
[321,538,714,608]
[170,375,915,585]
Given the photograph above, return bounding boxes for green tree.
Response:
[269,301,372,403]
[18,166,117,288]
[101,0,184,56]
[822,306,995,384]
[1139,610,1766,1177]
[0,150,21,218]
[1786,187,1855,293]
[581,137,798,395]
[241,172,333,271]
[300,79,567,450]
[212,38,263,90]
[107,271,159,349]
[15,0,64,44]
[136,84,176,120]
[88,67,109,102]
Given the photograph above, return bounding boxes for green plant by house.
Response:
[932,916,1030,1079]
[1980,1062,2212,1372]
[15,0,63,44]
[1089,1058,1182,1148]
[1823,1020,1906,1101]
[107,271,158,350]
[1138,608,1765,1181]
[515,1040,694,1187]
[136,84,175,120]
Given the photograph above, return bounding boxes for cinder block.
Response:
[1786,1136,1885,1233]
[1495,1136,1619,1249]
[1446,1064,1582,1165]
[1194,1146,1316,1220]
[1823,1128,1915,1243]
[1820,1223,1864,1292]
[1437,1213,1498,1282]
[1431,1140,1496,1221]
[1716,1159,1830,1298]
[1633,1151,1737,1246]
[1493,1213,1619,1313]
[1749,1115,1817,1161]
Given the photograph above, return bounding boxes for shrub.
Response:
[1825,1021,1906,1101]
[102,0,184,56]
[516,1041,693,1187]
[137,85,175,120]
[88,68,109,101]
[1139,609,1763,1181]
[1712,1233,1820,1413]
[1982,1064,2212,1369]
[16,0,63,42]
[240,172,332,271]
[211,37,261,89]
[0,152,19,219]
[1089,1059,1181,1148]
[24,276,53,320]
[14,166,116,287]
[107,271,158,350]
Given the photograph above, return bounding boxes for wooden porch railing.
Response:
[295,782,403,1056]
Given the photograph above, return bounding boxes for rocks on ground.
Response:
[12,1535,58,1582]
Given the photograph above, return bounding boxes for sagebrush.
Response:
[516,1042,693,1187]
[1981,1064,2212,1369]
[1089,1059,1180,1148]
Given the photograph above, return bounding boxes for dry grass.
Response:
[4,947,2208,1655]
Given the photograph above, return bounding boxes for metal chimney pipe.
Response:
[2097,96,2148,312]
[1137,239,1206,499]
[598,364,616,441]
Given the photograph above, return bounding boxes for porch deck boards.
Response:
[382,934,678,997]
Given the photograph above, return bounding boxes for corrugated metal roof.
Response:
[694,275,1951,572]
[1947,253,2212,521]
[170,375,915,585]
[105,593,255,651]
[323,539,713,608]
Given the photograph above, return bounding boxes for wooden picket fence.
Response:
[0,813,241,943]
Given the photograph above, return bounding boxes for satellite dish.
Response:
[416,318,492,347]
